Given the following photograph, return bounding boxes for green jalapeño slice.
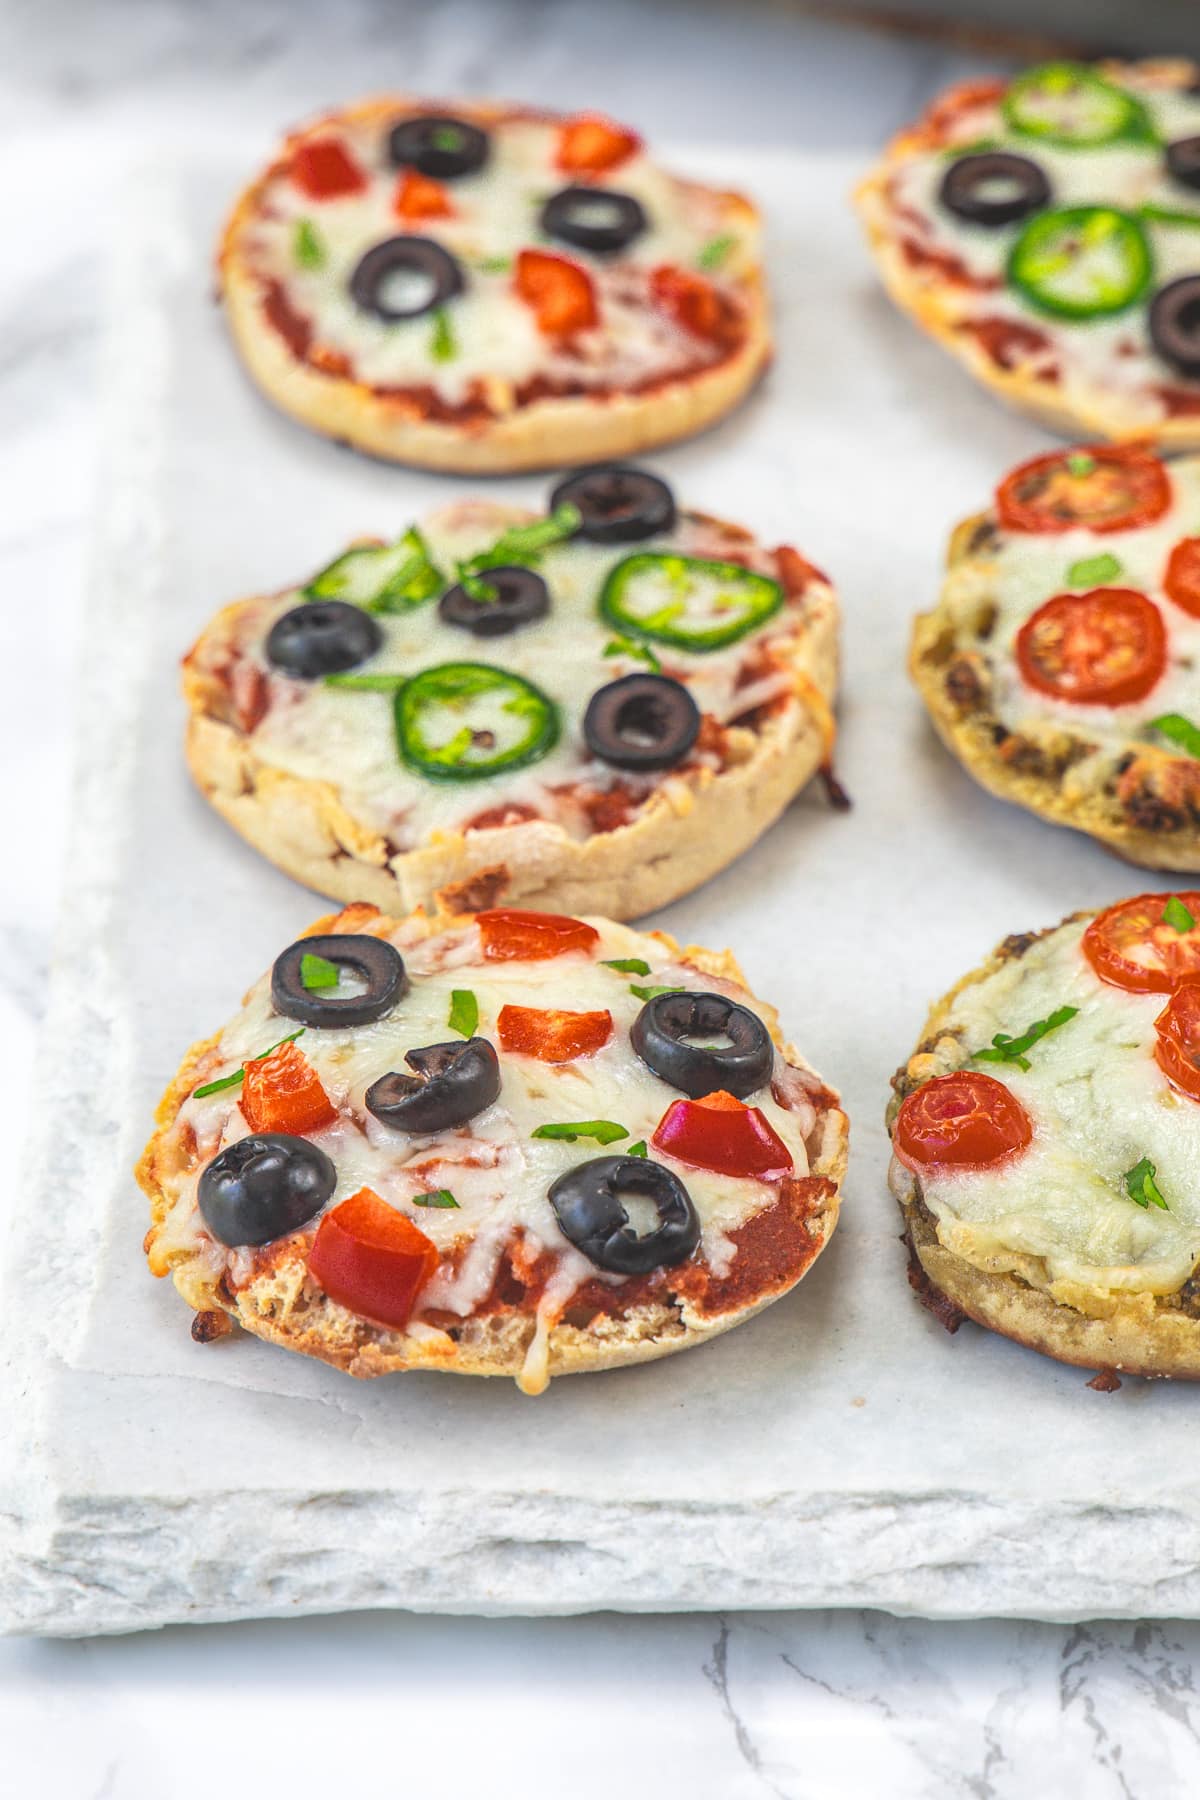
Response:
[1002,63,1153,149]
[599,553,783,654]
[304,527,444,612]
[1007,205,1152,320]
[394,662,559,781]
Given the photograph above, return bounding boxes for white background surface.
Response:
[7,1,1200,1792]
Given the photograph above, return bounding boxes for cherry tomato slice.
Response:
[514,249,598,335]
[497,1004,612,1062]
[995,445,1171,535]
[393,168,454,221]
[651,265,735,345]
[556,114,641,175]
[308,1188,438,1330]
[1082,891,1200,992]
[893,1072,1032,1172]
[1015,588,1166,706]
[240,1040,336,1135]
[1164,537,1200,619]
[290,139,368,201]
[477,908,599,961]
[1153,978,1200,1100]
[652,1089,792,1181]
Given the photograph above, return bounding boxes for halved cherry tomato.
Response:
[240,1040,336,1135]
[514,249,598,335]
[556,114,640,176]
[1153,978,1200,1100]
[478,908,599,961]
[652,1089,792,1181]
[308,1188,438,1330]
[1082,891,1200,992]
[995,445,1171,535]
[497,1004,612,1062]
[393,168,454,221]
[290,138,368,200]
[651,264,735,345]
[894,1072,1032,1172]
[1015,588,1166,707]
[1164,537,1200,619]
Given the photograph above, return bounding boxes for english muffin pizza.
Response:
[913,441,1200,868]
[219,98,768,471]
[184,465,840,919]
[138,902,848,1393]
[856,59,1200,444]
[889,894,1200,1380]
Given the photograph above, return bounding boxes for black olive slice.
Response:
[550,465,676,542]
[198,1133,336,1248]
[365,1037,500,1133]
[349,236,465,323]
[583,674,700,772]
[938,151,1052,227]
[438,566,551,637]
[271,934,407,1028]
[539,185,647,255]
[1150,276,1200,377]
[1166,136,1200,192]
[631,991,774,1098]
[265,601,382,680]
[548,1155,699,1274]
[387,114,489,179]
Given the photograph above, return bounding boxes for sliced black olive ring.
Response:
[265,600,382,680]
[548,1155,700,1275]
[198,1134,336,1248]
[271,934,407,1028]
[583,673,700,772]
[540,185,648,255]
[438,566,551,637]
[1149,276,1200,378]
[387,113,490,180]
[938,151,1051,228]
[631,991,774,1098]
[550,465,676,542]
[1166,136,1200,192]
[365,1038,500,1133]
[349,236,465,323]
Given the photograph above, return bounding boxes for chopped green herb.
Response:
[698,233,736,270]
[603,634,662,673]
[370,527,445,613]
[461,502,581,579]
[430,308,456,362]
[532,1119,630,1145]
[431,126,463,152]
[1067,552,1122,587]
[629,983,685,1002]
[457,566,500,603]
[477,254,511,273]
[324,672,409,691]
[627,1139,648,1158]
[300,952,339,991]
[192,1030,305,1099]
[601,957,652,976]
[974,1004,1078,1073]
[1124,1156,1169,1211]
[413,1188,460,1209]
[448,988,479,1038]
[1066,453,1097,477]
[1163,895,1196,933]
[294,217,325,269]
[1151,713,1200,759]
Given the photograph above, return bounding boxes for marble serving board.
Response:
[7,143,1200,1639]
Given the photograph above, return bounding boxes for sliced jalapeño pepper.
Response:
[599,552,783,654]
[304,526,444,613]
[1002,63,1153,149]
[394,662,559,781]
[1007,206,1152,321]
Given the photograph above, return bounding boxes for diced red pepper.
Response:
[497,1004,612,1063]
[514,249,598,336]
[478,908,599,961]
[240,1040,336,1135]
[651,264,733,344]
[652,1089,792,1181]
[289,138,368,200]
[308,1188,438,1329]
[393,168,454,220]
[556,114,641,175]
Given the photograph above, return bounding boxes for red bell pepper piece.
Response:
[308,1188,438,1329]
[477,908,599,961]
[290,138,368,200]
[556,114,640,175]
[497,1004,613,1063]
[651,264,732,344]
[393,168,454,220]
[240,1040,336,1135]
[514,249,598,336]
[652,1089,792,1180]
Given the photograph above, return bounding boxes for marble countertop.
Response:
[5,1,1200,1792]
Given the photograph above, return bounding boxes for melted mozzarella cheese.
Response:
[915,917,1200,1293]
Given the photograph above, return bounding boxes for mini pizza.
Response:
[183,465,840,919]
[218,98,768,471]
[889,893,1200,1380]
[137,903,848,1393]
[856,58,1200,444]
[911,441,1200,868]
